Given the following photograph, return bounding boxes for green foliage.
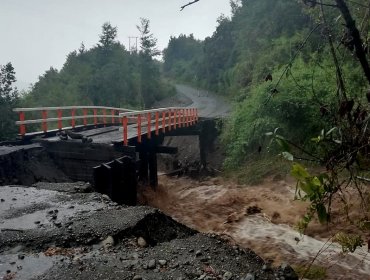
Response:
[163,34,203,84]
[334,232,364,253]
[98,22,118,50]
[293,264,327,280]
[224,155,291,185]
[0,62,19,141]
[290,163,333,228]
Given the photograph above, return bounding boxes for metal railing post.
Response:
[103,108,106,127]
[42,110,48,133]
[173,109,177,129]
[162,111,165,133]
[155,112,159,136]
[137,114,142,143]
[83,108,88,126]
[71,108,76,128]
[123,116,128,146]
[93,109,97,125]
[168,110,172,131]
[111,110,115,124]
[19,111,26,136]
[57,109,62,130]
[147,112,151,139]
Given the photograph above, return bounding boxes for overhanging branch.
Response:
[180,0,200,11]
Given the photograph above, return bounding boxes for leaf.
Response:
[311,136,321,143]
[291,163,310,180]
[325,127,337,136]
[298,181,313,196]
[276,137,291,152]
[281,151,294,161]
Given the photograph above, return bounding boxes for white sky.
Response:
[0,0,231,90]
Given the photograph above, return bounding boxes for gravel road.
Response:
[175,84,231,118]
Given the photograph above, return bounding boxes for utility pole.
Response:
[128,36,138,53]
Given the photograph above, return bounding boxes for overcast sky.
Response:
[0,0,231,90]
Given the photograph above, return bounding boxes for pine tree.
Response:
[99,22,118,50]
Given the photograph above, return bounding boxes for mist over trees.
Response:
[21,21,174,111]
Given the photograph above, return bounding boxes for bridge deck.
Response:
[39,121,197,144]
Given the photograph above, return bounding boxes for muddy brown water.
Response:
[139,176,370,280]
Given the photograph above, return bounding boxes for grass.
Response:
[224,155,292,185]
[293,264,327,279]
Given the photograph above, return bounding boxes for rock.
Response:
[54,222,62,227]
[223,271,233,280]
[133,275,142,280]
[148,259,156,269]
[0,198,4,202]
[195,250,202,256]
[158,259,167,266]
[137,237,147,248]
[242,273,255,280]
[102,236,114,249]
[278,263,298,280]
[34,221,41,224]
[17,254,25,260]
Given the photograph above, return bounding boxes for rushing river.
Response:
[140,176,370,279]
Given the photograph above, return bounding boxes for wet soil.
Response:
[0,144,70,186]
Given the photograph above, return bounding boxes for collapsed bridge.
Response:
[2,105,218,205]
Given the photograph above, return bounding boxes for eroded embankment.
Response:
[139,176,370,280]
[0,144,70,186]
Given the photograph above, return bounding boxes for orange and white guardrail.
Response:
[119,107,198,145]
[13,106,135,136]
[13,106,199,143]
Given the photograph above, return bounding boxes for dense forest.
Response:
[164,0,370,238]
[164,0,369,167]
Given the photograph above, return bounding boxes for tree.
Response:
[0,62,19,141]
[0,62,18,102]
[137,18,161,108]
[137,18,161,58]
[99,22,118,50]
